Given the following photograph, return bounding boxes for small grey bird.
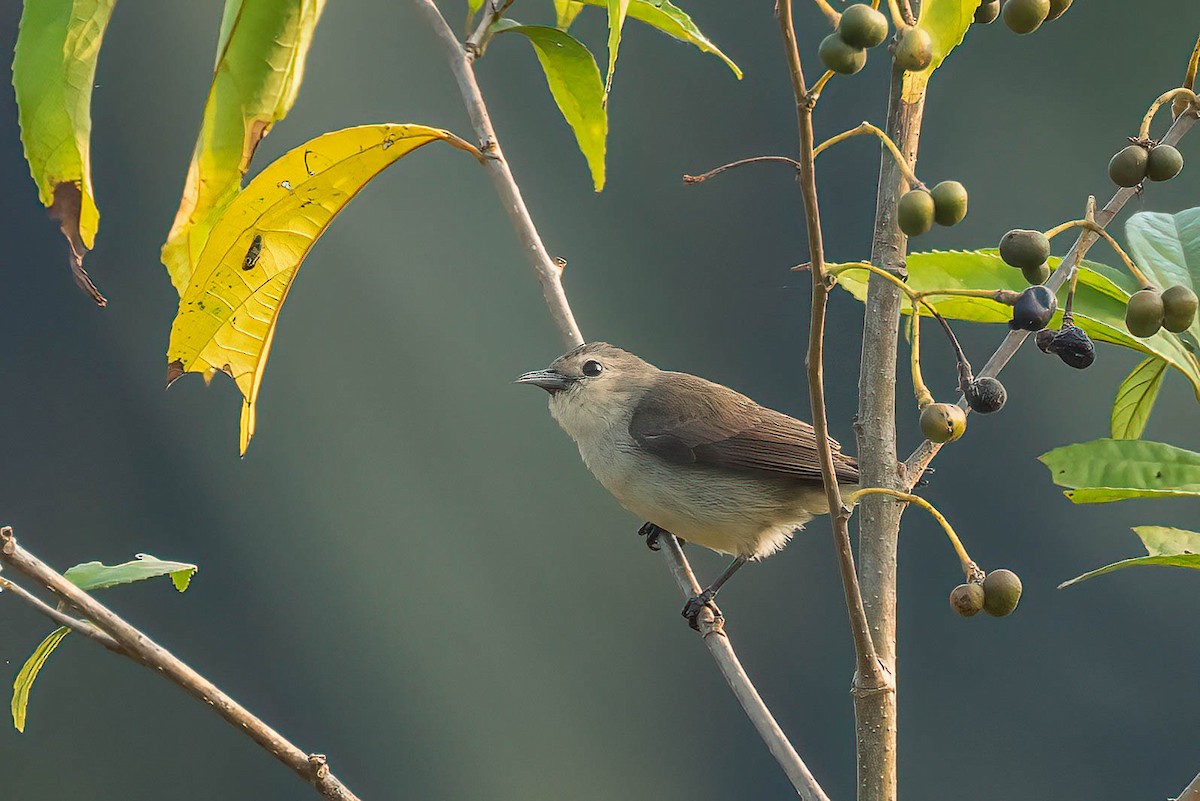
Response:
[517,342,859,624]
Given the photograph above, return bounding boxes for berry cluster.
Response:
[1125,285,1198,337]
[1109,142,1185,187]
[898,181,969,237]
[950,569,1022,618]
[818,5,935,76]
[974,0,1070,33]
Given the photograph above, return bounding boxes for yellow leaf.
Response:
[161,0,326,295]
[166,124,480,454]
[901,0,976,102]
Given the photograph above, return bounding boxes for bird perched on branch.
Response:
[517,342,859,627]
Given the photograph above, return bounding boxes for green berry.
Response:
[930,180,969,226]
[1021,262,1051,285]
[1162,285,1199,332]
[974,0,1000,24]
[1108,145,1149,187]
[982,569,1022,617]
[1146,145,1184,182]
[1045,0,1072,20]
[894,27,933,71]
[920,402,967,443]
[819,33,867,75]
[999,229,1051,269]
[1126,288,1165,338]
[838,4,889,49]
[1002,0,1050,33]
[950,583,985,617]
[897,189,935,236]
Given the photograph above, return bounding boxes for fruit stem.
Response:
[845,487,979,579]
[907,309,935,408]
[885,0,911,29]
[812,0,841,26]
[914,288,1021,304]
[809,70,836,101]
[1177,33,1200,118]
[813,122,924,189]
[927,305,975,393]
[1043,219,1152,287]
[1140,87,1198,140]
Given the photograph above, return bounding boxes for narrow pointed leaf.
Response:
[1125,208,1200,346]
[1111,357,1167,439]
[553,0,585,29]
[604,0,631,95]
[63,554,198,592]
[578,0,740,77]
[11,627,71,733]
[1060,526,1200,588]
[496,24,607,190]
[901,0,976,102]
[161,0,326,295]
[166,124,480,453]
[13,0,117,305]
[832,250,1200,399]
[1039,438,1200,504]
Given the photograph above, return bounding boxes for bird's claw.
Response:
[681,592,723,631]
[638,522,663,551]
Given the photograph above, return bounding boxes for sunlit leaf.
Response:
[63,554,198,592]
[11,627,71,733]
[166,124,480,453]
[832,250,1200,399]
[1038,438,1200,504]
[1059,526,1200,588]
[1111,357,1167,440]
[553,0,585,29]
[12,0,117,305]
[161,0,326,295]
[604,0,631,96]
[494,23,607,190]
[901,0,976,102]
[1125,208,1200,346]
[578,0,741,77]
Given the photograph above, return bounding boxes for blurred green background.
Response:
[2,1,1199,798]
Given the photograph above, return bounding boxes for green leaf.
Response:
[468,0,486,20]
[901,0,976,101]
[1059,526,1200,588]
[604,0,631,96]
[1111,357,1167,439]
[832,250,1200,400]
[63,554,198,592]
[553,0,585,28]
[577,0,741,78]
[161,0,326,295]
[495,24,607,191]
[12,0,117,305]
[11,627,71,733]
[1125,208,1200,346]
[1038,438,1200,504]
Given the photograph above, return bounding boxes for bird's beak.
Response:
[515,368,570,393]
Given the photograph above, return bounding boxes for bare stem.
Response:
[844,489,979,580]
[412,0,829,795]
[902,109,1199,484]
[1140,87,1197,139]
[0,575,124,654]
[776,0,887,693]
[885,0,907,29]
[683,155,802,185]
[1043,218,1152,286]
[814,122,924,189]
[0,528,360,801]
[908,311,932,408]
[812,0,841,27]
[1176,32,1200,118]
[1178,768,1200,801]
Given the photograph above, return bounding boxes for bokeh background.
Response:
[3,1,1199,798]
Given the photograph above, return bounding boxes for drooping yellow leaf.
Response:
[166,124,480,454]
[161,0,326,295]
[12,0,117,305]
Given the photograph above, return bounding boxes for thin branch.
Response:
[902,109,1199,484]
[1140,87,1196,139]
[1178,768,1200,801]
[812,0,841,27]
[0,575,124,655]
[683,156,802,185]
[1042,218,1152,286]
[844,489,980,581]
[0,527,360,801]
[776,0,888,693]
[410,1,830,796]
[813,121,924,189]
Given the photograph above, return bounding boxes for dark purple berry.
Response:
[1010,285,1057,331]
[1049,324,1095,369]
[964,377,1007,413]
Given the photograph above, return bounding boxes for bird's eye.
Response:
[582,360,604,377]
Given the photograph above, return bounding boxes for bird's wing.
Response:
[628,372,859,484]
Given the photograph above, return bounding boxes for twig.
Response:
[1042,218,1152,286]
[410,1,830,796]
[0,527,360,801]
[813,122,924,189]
[0,575,123,654]
[411,0,584,349]
[776,0,888,695]
[1178,768,1200,801]
[683,156,802,185]
[902,109,1199,484]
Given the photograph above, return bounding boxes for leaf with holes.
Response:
[161,0,326,295]
[1039,438,1200,504]
[1059,526,1200,588]
[901,0,976,101]
[166,124,480,453]
[12,0,118,304]
[1111,357,1168,439]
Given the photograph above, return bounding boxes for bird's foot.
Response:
[681,590,723,631]
[638,521,664,552]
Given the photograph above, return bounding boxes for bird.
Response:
[517,342,859,626]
